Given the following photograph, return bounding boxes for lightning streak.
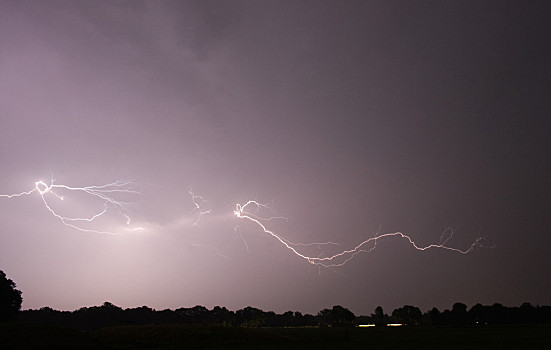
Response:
[1,178,140,234]
[191,243,230,260]
[189,189,211,227]
[3,179,490,265]
[234,200,490,267]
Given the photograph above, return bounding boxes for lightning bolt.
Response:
[1,177,140,234]
[189,189,212,227]
[234,200,491,267]
[2,178,492,265]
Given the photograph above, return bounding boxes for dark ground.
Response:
[1,322,550,350]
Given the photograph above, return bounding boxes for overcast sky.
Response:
[1,0,549,315]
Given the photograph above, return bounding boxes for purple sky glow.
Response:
[1,0,550,315]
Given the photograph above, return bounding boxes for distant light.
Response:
[127,227,146,232]
[387,323,405,327]
[358,324,376,327]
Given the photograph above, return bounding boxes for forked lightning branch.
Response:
[1,178,140,235]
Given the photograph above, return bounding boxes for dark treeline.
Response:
[18,302,551,330]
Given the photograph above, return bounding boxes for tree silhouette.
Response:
[318,305,356,327]
[236,306,266,327]
[372,305,389,326]
[451,302,468,324]
[0,270,23,322]
[211,306,234,326]
[391,305,422,325]
[423,307,441,325]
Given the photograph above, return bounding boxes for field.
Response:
[1,323,550,349]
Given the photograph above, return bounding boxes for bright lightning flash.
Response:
[1,178,140,234]
[234,200,491,267]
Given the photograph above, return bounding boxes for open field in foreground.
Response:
[1,323,550,349]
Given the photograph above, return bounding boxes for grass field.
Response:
[1,322,550,349]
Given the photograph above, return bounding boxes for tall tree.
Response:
[0,270,23,322]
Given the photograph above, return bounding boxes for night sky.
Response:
[1,1,550,315]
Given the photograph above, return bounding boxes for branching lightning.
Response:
[1,178,140,234]
[234,200,491,267]
[3,177,491,266]
[189,189,211,227]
